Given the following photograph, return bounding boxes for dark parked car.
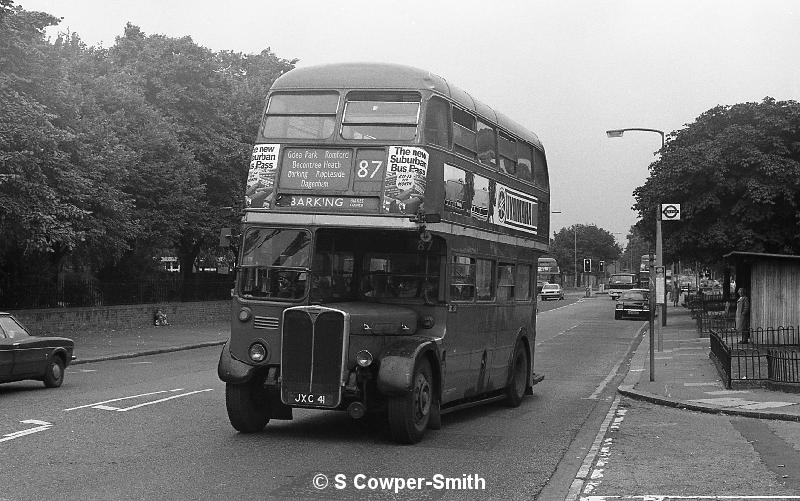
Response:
[614,289,650,320]
[0,312,75,387]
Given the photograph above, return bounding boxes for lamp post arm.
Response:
[607,128,665,149]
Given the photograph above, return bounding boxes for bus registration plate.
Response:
[287,391,334,407]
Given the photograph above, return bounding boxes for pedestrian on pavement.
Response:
[735,287,750,343]
[672,279,680,307]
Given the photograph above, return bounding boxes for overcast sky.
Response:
[19,0,800,244]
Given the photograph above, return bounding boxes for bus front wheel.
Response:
[505,341,528,407]
[388,358,433,444]
[226,379,270,433]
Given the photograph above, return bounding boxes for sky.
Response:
[17,0,800,246]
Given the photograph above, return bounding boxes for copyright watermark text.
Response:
[312,473,486,494]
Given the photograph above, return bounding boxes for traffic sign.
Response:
[661,203,681,221]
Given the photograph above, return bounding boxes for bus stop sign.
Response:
[661,204,681,221]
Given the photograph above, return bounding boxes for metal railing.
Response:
[709,326,800,388]
[696,312,735,335]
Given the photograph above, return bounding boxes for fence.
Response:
[709,325,800,388]
[0,274,234,310]
[696,312,735,335]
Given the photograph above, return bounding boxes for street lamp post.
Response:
[606,128,667,326]
[606,128,666,383]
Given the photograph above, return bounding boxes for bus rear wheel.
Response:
[226,379,270,433]
[504,341,528,407]
[388,358,433,444]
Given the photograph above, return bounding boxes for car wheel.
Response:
[225,379,271,433]
[388,357,433,444]
[614,311,621,320]
[43,356,65,388]
[504,341,528,407]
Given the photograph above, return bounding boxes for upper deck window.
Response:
[341,91,420,141]
[498,131,517,175]
[452,108,477,158]
[423,96,451,148]
[533,147,549,189]
[262,92,339,140]
[516,142,533,182]
[476,121,497,168]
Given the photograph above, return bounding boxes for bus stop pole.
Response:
[649,254,655,382]
[656,217,666,327]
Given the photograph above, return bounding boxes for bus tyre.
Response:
[225,380,270,433]
[504,342,528,407]
[43,356,65,388]
[388,358,433,444]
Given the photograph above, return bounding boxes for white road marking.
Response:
[537,323,581,346]
[565,395,622,501]
[110,389,213,412]
[683,382,721,387]
[0,420,53,443]
[584,496,800,500]
[64,390,171,411]
[64,388,213,413]
[586,357,625,400]
[129,361,153,365]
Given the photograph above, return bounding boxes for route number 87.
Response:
[357,160,383,179]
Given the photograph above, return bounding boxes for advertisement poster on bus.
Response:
[493,182,539,236]
[382,146,428,214]
[246,143,280,208]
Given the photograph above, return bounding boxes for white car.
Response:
[540,283,565,301]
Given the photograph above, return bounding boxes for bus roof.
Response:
[271,62,543,150]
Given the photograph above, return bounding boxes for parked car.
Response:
[540,283,565,301]
[614,289,650,320]
[0,312,75,388]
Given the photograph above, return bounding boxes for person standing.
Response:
[735,287,751,343]
[672,278,680,306]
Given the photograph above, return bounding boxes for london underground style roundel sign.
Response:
[661,203,681,221]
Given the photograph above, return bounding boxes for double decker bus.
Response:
[537,256,560,292]
[218,63,549,444]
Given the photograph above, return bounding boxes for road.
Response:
[2,294,798,500]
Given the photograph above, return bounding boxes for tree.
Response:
[108,25,295,282]
[633,98,800,265]
[620,225,652,273]
[549,224,622,277]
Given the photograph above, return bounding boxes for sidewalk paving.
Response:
[66,322,229,365]
[618,302,800,422]
[58,302,800,421]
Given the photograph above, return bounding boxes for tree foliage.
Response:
[633,98,800,265]
[549,224,622,276]
[0,1,295,292]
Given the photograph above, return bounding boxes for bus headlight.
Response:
[248,342,268,362]
[356,350,373,367]
[238,307,252,322]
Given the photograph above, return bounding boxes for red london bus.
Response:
[218,62,550,443]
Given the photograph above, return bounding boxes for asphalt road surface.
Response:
[3,294,797,500]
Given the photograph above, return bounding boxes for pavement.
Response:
[617,300,800,422]
[59,301,800,422]
[66,321,229,365]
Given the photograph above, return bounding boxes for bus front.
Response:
[218,70,446,443]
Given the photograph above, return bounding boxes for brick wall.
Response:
[10,301,230,334]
